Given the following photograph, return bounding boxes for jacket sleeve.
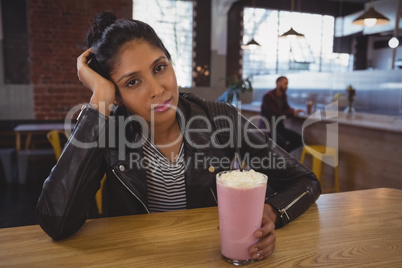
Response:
[173,93,320,229]
[36,104,109,240]
[236,108,321,228]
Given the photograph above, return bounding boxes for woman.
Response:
[36,12,321,262]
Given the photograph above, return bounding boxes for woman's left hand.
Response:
[249,204,278,260]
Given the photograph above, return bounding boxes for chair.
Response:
[17,131,57,184]
[17,148,54,184]
[95,175,106,215]
[47,130,105,215]
[47,130,66,160]
[300,145,339,193]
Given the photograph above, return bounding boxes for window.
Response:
[242,8,350,78]
[1,0,30,84]
[133,0,194,88]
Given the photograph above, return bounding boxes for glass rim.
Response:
[216,170,268,186]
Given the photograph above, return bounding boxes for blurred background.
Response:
[0,0,401,227]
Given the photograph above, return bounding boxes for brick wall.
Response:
[28,0,132,119]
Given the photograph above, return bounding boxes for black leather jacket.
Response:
[37,93,321,240]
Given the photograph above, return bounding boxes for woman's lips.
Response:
[153,98,172,112]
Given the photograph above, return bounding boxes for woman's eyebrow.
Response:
[116,56,167,83]
[152,56,166,64]
[116,71,139,83]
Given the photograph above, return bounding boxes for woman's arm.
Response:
[238,108,321,227]
[36,105,110,240]
[36,49,117,240]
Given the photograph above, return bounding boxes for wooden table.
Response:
[1,188,401,267]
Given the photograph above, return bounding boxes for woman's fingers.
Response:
[77,48,93,66]
[259,215,276,237]
[77,48,97,87]
[250,229,276,260]
[249,213,277,260]
[77,48,92,78]
[76,48,113,92]
[76,48,117,115]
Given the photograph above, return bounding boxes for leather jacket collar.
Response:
[105,93,228,214]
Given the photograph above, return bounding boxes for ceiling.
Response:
[241,0,366,17]
[242,0,401,37]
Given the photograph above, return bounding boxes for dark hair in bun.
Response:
[86,12,117,48]
[86,11,171,79]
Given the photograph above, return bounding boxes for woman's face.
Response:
[111,40,178,125]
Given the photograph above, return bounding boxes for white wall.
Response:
[0,0,34,120]
[0,84,35,119]
[0,2,35,119]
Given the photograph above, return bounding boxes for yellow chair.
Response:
[47,130,66,160]
[300,145,339,193]
[94,175,106,215]
[47,130,106,215]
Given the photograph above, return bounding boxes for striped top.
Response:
[143,137,187,213]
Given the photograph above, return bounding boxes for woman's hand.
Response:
[77,48,117,116]
[249,204,278,261]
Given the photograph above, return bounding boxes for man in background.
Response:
[259,76,303,153]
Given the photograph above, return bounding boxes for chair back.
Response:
[47,130,66,160]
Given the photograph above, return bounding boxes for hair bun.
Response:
[86,11,118,47]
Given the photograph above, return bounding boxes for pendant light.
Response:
[279,0,305,39]
[352,0,390,27]
[388,37,399,48]
[280,27,305,40]
[242,38,261,49]
[242,0,261,49]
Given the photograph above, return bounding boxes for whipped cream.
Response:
[217,170,267,189]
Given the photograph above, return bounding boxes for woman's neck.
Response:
[148,117,183,162]
[149,116,181,146]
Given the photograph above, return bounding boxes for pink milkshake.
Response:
[216,170,268,265]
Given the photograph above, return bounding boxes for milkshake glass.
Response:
[216,170,268,265]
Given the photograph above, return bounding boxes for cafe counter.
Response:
[239,104,402,192]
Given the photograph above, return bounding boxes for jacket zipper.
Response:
[112,168,150,214]
[76,104,88,121]
[279,190,309,221]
